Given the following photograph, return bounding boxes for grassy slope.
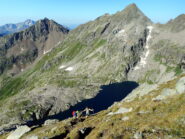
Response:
[0,74,183,139]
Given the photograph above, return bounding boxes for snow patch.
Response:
[119,29,125,34]
[108,107,132,115]
[59,65,66,69]
[134,26,153,70]
[65,67,73,71]
[58,65,74,71]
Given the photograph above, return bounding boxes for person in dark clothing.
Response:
[72,110,77,118]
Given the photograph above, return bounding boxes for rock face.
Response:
[44,119,59,126]
[0,18,69,75]
[0,19,35,36]
[175,76,185,94]
[152,88,176,101]
[7,125,31,139]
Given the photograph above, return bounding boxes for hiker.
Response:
[76,110,82,118]
[83,107,94,118]
[72,110,77,118]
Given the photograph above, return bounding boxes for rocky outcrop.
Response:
[7,125,31,139]
[175,76,185,93]
[44,119,59,126]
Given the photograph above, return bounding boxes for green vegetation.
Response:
[93,39,106,48]
[0,77,25,100]
[154,54,163,63]
[166,66,174,73]
[138,69,159,84]
[63,42,87,61]
[56,79,79,88]
[175,66,183,75]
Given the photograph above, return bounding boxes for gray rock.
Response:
[124,83,158,102]
[44,119,59,126]
[108,107,132,115]
[175,77,185,94]
[0,130,4,135]
[152,88,176,101]
[134,131,142,139]
[122,116,129,121]
[7,125,31,139]
[137,110,149,114]
[26,136,38,139]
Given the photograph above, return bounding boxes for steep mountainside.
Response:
[0,18,69,75]
[0,3,185,136]
[0,19,35,36]
[128,14,185,86]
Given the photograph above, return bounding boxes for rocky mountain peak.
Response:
[112,3,152,25]
[35,18,69,34]
[119,3,145,17]
[166,14,185,32]
[167,14,185,23]
[24,19,35,26]
[123,3,138,11]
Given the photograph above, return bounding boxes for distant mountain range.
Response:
[0,19,35,36]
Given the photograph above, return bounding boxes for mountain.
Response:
[0,3,185,138]
[0,18,69,75]
[0,19,35,36]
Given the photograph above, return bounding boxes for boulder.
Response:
[7,125,31,139]
[108,107,132,115]
[152,88,176,101]
[26,136,38,139]
[134,131,142,139]
[0,130,4,135]
[152,77,185,101]
[44,119,59,126]
[122,116,129,121]
[124,84,158,102]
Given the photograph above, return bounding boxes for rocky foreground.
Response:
[1,74,185,139]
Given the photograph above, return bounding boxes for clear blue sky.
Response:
[0,0,185,28]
